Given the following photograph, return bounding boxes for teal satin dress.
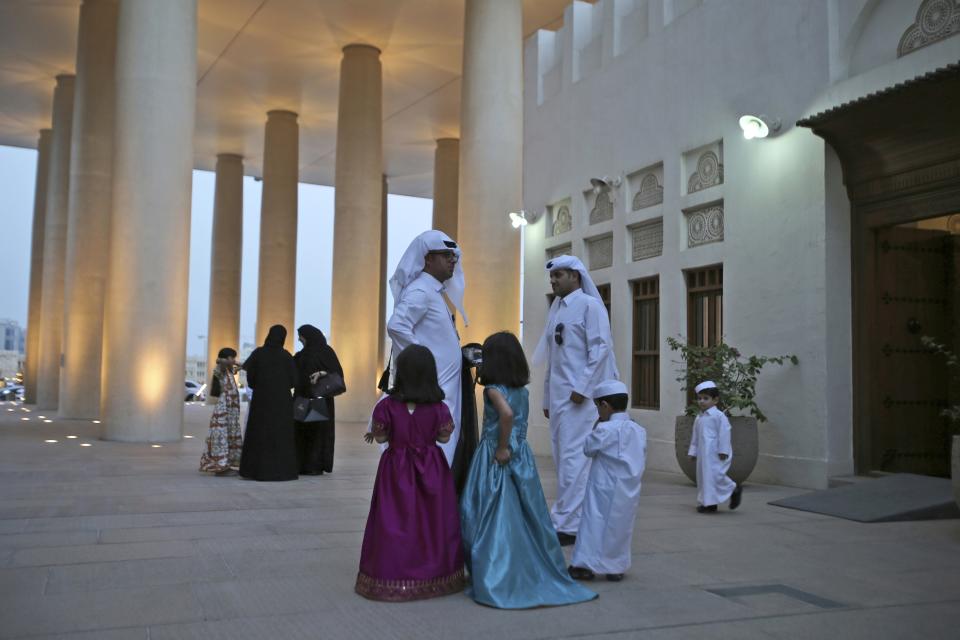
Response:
[460,384,597,609]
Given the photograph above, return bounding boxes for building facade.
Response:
[519,0,960,488]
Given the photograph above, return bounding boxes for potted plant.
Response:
[920,336,960,507]
[666,337,798,485]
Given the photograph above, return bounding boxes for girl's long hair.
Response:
[390,344,445,404]
[478,331,529,388]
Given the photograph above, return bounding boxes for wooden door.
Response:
[870,226,955,476]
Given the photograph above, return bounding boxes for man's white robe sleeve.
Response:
[386,288,428,352]
[573,302,615,397]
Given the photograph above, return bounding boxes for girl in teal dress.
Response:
[460,332,597,609]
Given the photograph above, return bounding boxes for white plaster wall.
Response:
[521,0,960,488]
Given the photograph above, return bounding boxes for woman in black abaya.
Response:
[239,325,299,481]
[293,324,344,475]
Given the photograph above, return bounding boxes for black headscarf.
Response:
[293,324,343,397]
[297,324,327,350]
[264,325,287,348]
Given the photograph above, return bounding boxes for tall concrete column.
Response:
[331,44,383,422]
[36,75,75,410]
[24,129,53,405]
[432,138,459,238]
[101,0,196,441]
[207,153,243,382]
[255,110,298,351]
[458,0,523,343]
[60,0,119,419]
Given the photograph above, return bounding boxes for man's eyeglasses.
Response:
[427,250,458,262]
[554,323,564,345]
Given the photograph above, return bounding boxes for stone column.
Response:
[36,75,75,410]
[432,138,459,238]
[24,129,52,405]
[101,0,196,441]
[458,0,523,343]
[60,0,119,419]
[207,153,243,382]
[377,175,388,376]
[255,110,298,351]
[331,44,383,422]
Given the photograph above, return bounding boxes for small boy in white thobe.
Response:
[568,380,646,582]
[687,381,743,513]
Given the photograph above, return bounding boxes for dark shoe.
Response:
[557,532,577,546]
[606,574,624,582]
[568,565,595,581]
[730,485,743,510]
[696,505,707,513]
[697,504,718,514]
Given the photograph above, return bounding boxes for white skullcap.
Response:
[389,230,467,325]
[593,379,628,398]
[694,380,718,393]
[532,254,608,365]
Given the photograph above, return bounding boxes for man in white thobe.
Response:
[687,380,741,512]
[570,380,646,581]
[386,230,466,466]
[533,255,619,543]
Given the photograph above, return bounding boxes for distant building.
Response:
[0,319,24,354]
[185,356,207,384]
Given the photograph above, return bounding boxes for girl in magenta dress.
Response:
[355,344,465,601]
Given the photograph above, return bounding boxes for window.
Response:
[597,283,611,319]
[631,277,659,409]
[686,265,723,347]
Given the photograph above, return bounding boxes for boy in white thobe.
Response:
[532,255,619,545]
[569,380,646,582]
[687,381,742,513]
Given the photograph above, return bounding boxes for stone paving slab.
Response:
[0,402,958,639]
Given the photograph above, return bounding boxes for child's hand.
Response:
[494,446,511,465]
[718,453,729,461]
[363,432,375,444]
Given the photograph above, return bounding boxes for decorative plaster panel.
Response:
[630,165,664,210]
[685,204,724,248]
[898,0,960,57]
[630,218,664,260]
[546,243,573,261]
[548,199,573,237]
[589,189,614,224]
[587,234,614,270]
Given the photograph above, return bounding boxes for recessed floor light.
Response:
[80,443,92,447]
[21,417,30,421]
[43,419,53,423]
[66,435,78,439]
[44,439,57,443]
[183,435,194,439]
[151,444,162,448]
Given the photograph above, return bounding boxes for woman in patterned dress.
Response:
[200,347,243,474]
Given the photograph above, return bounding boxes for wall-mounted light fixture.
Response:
[509,211,529,228]
[738,114,781,140]
[589,176,621,193]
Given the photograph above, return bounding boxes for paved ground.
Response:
[1,401,958,639]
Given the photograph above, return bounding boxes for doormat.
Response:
[769,473,960,522]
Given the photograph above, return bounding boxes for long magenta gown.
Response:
[355,397,465,601]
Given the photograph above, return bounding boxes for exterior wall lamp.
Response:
[739,114,781,140]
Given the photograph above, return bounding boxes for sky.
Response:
[0,144,433,358]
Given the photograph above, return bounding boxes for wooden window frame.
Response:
[631,276,659,409]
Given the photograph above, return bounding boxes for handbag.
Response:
[311,371,346,398]
[293,396,329,422]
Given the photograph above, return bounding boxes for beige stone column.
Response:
[207,153,243,382]
[432,138,459,238]
[377,175,388,376]
[101,0,196,441]
[331,44,383,422]
[255,110,298,351]
[24,129,52,405]
[458,0,523,343]
[60,0,119,419]
[36,75,75,410]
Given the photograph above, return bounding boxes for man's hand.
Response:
[719,453,729,461]
[570,391,585,404]
[543,409,550,419]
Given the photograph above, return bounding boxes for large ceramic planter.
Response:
[953,435,960,509]
[675,415,759,485]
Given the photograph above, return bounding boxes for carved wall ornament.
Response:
[587,235,614,270]
[898,0,960,58]
[686,204,724,247]
[546,243,572,261]
[630,218,663,261]
[688,150,723,193]
[551,203,572,236]
[632,173,664,210]
[589,190,614,224]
